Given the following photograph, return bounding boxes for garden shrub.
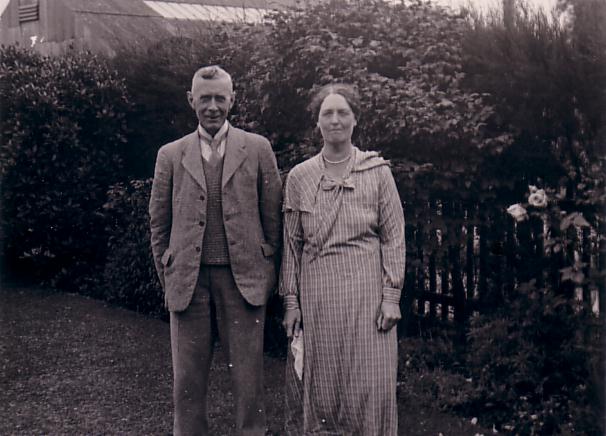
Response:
[102,180,164,317]
[465,281,602,435]
[446,142,604,434]
[0,46,130,289]
[258,0,510,169]
[462,0,606,155]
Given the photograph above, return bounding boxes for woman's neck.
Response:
[322,142,353,162]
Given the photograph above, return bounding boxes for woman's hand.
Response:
[283,308,302,338]
[376,301,401,332]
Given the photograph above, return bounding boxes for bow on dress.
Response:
[307,173,355,261]
[320,176,355,191]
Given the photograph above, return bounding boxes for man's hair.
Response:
[308,83,360,121]
[191,65,233,92]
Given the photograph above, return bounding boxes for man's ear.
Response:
[187,90,194,110]
[229,92,236,110]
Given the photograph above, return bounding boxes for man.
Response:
[149,65,282,436]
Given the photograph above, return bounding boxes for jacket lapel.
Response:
[181,131,207,194]
[222,126,247,187]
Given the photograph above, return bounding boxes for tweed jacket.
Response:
[149,125,282,311]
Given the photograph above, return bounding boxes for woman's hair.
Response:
[308,83,361,121]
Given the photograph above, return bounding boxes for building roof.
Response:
[60,0,290,16]
[1,0,293,55]
[68,0,280,52]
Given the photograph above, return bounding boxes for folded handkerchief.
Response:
[291,332,304,381]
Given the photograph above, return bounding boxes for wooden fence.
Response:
[399,199,605,339]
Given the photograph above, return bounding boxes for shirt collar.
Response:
[197,121,229,143]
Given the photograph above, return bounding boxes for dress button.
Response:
[196,247,201,252]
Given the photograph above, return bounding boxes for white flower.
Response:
[528,187,548,208]
[507,204,528,222]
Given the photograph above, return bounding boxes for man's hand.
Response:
[376,301,401,332]
[283,308,302,338]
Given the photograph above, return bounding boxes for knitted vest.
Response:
[201,155,230,265]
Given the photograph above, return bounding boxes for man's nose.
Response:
[208,98,218,110]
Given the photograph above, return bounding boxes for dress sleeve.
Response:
[279,172,304,310]
[378,165,406,304]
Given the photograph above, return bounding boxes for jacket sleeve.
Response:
[279,171,304,310]
[378,165,406,304]
[149,146,173,289]
[257,139,283,257]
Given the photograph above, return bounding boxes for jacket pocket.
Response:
[161,248,173,267]
[261,243,276,257]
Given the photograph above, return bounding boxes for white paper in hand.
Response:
[291,332,304,381]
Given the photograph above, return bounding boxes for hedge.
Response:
[0,46,130,290]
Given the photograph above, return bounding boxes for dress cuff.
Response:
[382,287,401,304]
[283,294,300,311]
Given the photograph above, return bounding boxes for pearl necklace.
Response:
[322,153,351,164]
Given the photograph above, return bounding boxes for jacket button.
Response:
[199,221,205,227]
[200,195,205,201]
[196,247,201,252]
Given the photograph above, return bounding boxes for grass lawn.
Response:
[1,286,490,435]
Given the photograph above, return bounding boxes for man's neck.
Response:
[198,122,228,140]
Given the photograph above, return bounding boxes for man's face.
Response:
[187,77,234,136]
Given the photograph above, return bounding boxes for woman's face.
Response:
[317,93,357,147]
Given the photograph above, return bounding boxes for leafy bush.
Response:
[102,180,164,317]
[0,46,130,289]
[462,145,604,434]
[257,0,509,170]
[462,0,606,155]
[465,281,602,435]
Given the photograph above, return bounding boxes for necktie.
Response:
[207,133,225,166]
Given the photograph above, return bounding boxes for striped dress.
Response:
[279,147,406,436]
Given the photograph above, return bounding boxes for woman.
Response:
[280,83,406,435]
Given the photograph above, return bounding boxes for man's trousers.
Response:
[170,265,266,436]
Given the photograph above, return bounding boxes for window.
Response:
[143,1,268,24]
[18,0,39,23]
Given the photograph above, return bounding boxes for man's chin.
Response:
[201,121,222,132]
